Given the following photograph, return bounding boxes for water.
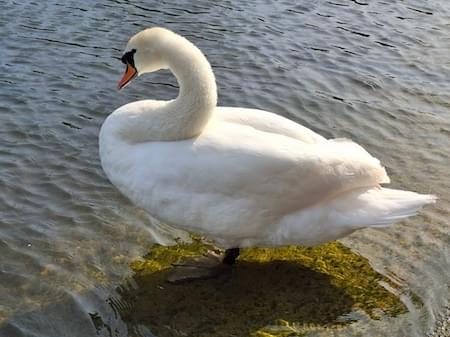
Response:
[0,0,449,336]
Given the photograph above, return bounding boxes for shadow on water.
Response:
[103,240,418,337]
[0,240,420,337]
[116,261,352,337]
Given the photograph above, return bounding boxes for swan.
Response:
[99,27,435,281]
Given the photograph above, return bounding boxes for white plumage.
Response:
[99,28,435,249]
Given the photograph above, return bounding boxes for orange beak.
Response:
[117,63,138,90]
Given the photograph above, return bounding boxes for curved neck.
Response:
[165,45,217,139]
[116,38,217,143]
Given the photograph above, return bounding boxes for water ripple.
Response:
[0,0,448,336]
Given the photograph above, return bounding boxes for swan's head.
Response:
[117,27,174,90]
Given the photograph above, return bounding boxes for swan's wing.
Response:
[116,119,389,239]
[215,107,326,144]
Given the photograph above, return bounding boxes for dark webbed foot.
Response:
[166,248,240,284]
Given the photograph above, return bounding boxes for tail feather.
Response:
[275,186,436,247]
[362,188,437,228]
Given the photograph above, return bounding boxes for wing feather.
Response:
[107,109,389,238]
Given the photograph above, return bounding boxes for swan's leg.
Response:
[166,248,240,283]
[222,248,240,265]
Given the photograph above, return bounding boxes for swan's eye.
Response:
[121,49,137,67]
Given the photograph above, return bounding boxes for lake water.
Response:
[0,0,449,336]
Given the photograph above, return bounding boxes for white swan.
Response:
[99,28,435,277]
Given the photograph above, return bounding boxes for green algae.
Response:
[117,239,418,337]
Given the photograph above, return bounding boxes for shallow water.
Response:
[0,0,449,336]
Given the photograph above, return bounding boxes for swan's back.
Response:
[216,107,325,144]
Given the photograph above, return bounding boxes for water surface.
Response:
[0,0,449,336]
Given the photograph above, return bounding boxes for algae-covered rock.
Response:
[112,239,417,337]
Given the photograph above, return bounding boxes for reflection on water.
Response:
[0,0,449,336]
